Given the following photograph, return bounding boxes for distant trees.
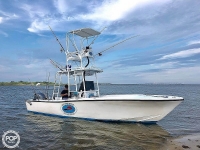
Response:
[0,81,54,86]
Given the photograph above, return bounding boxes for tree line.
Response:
[0,81,55,86]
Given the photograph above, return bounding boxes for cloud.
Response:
[99,64,200,84]
[188,40,200,45]
[20,3,49,19]
[135,66,200,84]
[0,17,3,23]
[20,3,53,32]
[0,64,11,72]
[24,0,174,33]
[159,48,200,60]
[80,0,171,22]
[0,10,19,24]
[53,0,69,13]
[1,0,200,84]
[0,57,56,82]
[27,20,49,32]
[0,30,8,37]
[24,59,51,69]
[109,59,180,74]
[81,0,141,21]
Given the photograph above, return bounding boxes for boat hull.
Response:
[26,95,183,123]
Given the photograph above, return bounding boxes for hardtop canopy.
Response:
[69,28,100,38]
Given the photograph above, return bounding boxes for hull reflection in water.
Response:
[24,115,171,149]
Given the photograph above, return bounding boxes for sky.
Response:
[0,0,200,84]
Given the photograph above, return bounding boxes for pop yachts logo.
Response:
[2,130,20,149]
[61,103,76,115]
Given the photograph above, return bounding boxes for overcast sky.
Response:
[0,0,200,84]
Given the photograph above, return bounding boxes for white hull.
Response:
[26,94,183,123]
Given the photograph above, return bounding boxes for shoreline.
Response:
[165,134,200,150]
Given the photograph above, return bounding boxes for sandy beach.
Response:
[165,134,200,150]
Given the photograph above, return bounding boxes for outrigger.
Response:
[26,27,183,123]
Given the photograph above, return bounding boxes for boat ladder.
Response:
[52,72,62,99]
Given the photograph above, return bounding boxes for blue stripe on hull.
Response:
[27,111,157,124]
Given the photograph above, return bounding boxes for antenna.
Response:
[48,25,66,53]
[45,72,50,99]
[95,35,139,56]
[87,27,107,47]
[29,79,36,95]
[49,59,64,71]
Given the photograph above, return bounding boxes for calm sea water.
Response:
[0,84,200,150]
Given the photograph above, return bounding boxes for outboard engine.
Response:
[33,92,47,100]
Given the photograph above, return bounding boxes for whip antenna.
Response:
[95,35,139,56]
[48,25,65,52]
[49,59,64,71]
[88,27,107,47]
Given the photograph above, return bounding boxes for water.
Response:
[0,84,200,149]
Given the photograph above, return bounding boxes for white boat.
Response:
[26,28,183,123]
